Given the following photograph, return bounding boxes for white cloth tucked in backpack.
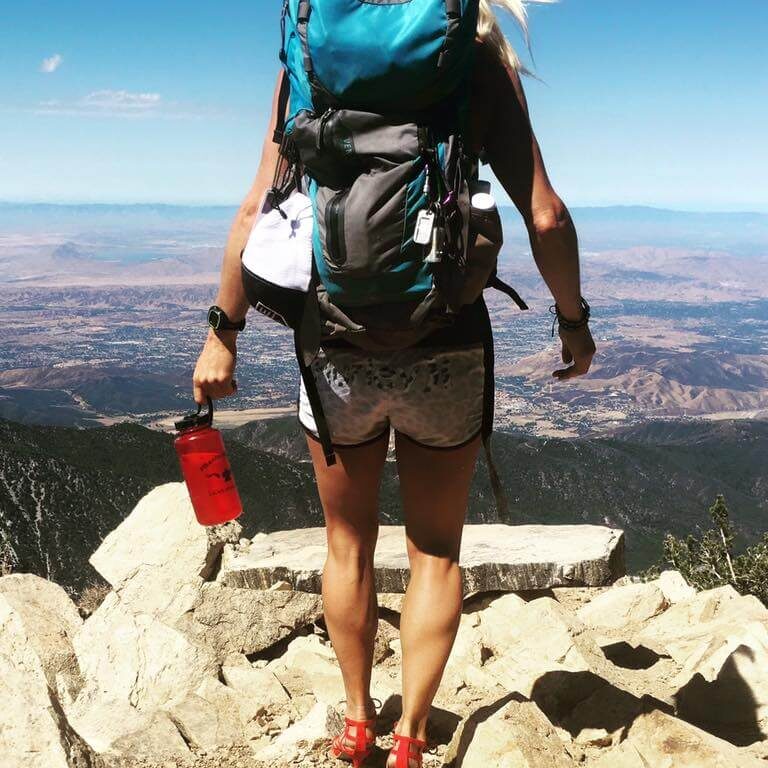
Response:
[241,191,314,292]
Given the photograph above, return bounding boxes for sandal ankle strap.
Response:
[393,731,428,748]
[344,713,378,726]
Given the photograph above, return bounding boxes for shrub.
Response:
[76,580,111,618]
[661,495,768,606]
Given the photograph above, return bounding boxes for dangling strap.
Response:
[294,333,336,467]
[479,298,510,517]
[488,274,529,311]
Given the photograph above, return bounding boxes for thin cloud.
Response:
[35,90,164,118]
[82,90,162,111]
[40,54,63,73]
[23,89,229,120]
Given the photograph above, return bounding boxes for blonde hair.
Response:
[477,0,556,76]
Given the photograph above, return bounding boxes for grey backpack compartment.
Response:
[288,107,517,350]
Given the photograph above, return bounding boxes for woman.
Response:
[193,1,595,765]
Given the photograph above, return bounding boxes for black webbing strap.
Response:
[272,70,291,146]
[438,0,463,68]
[297,0,314,76]
[294,333,336,467]
[488,274,529,311]
[479,298,510,517]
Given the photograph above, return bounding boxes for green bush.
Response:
[660,495,768,606]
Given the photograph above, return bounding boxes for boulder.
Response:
[638,585,768,660]
[373,616,399,664]
[443,697,576,767]
[673,621,768,741]
[0,650,93,768]
[620,709,764,767]
[174,582,323,661]
[65,694,195,759]
[479,597,606,702]
[220,662,291,711]
[0,574,93,768]
[553,679,651,745]
[440,610,491,695]
[655,570,697,604]
[90,482,241,622]
[0,573,83,698]
[98,708,190,761]
[576,582,668,629]
[165,678,246,752]
[589,740,653,768]
[251,702,341,763]
[67,591,219,737]
[266,633,398,717]
[218,524,625,592]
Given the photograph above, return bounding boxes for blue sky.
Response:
[1,0,766,210]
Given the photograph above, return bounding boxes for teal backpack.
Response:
[266,0,527,506]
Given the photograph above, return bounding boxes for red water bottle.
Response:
[174,397,242,526]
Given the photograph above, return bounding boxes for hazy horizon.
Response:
[2,201,768,215]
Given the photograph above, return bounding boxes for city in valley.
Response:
[1,203,767,437]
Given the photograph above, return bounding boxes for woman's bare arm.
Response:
[479,48,595,378]
[192,71,284,404]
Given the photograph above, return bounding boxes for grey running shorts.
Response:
[298,343,486,449]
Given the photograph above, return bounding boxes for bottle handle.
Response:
[198,396,214,426]
[174,396,215,431]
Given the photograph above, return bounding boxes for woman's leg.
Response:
[391,432,481,759]
[306,431,390,747]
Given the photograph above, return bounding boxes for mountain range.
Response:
[2,415,765,595]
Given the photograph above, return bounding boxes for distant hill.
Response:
[0,418,320,594]
[507,341,768,419]
[2,416,764,595]
[0,364,188,423]
[498,205,768,256]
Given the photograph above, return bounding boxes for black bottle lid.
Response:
[174,396,214,431]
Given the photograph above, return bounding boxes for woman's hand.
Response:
[192,329,239,404]
[553,325,596,381]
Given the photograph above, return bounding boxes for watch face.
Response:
[207,307,222,330]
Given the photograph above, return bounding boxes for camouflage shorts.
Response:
[298,343,485,449]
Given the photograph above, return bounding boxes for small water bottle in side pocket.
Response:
[458,180,504,307]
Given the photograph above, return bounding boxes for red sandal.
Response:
[328,699,380,768]
[387,719,438,768]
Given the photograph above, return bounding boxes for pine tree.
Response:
[661,495,767,606]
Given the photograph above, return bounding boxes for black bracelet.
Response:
[549,297,590,337]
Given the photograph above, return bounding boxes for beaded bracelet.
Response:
[549,297,591,337]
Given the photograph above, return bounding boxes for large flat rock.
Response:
[217,524,625,593]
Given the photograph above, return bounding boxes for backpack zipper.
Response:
[325,189,349,267]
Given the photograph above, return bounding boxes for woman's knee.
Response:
[406,541,461,572]
[326,525,378,572]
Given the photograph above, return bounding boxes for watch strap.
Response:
[208,305,246,331]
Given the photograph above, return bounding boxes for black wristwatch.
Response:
[207,305,246,332]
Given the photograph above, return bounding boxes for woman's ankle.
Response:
[345,695,378,720]
[394,714,428,742]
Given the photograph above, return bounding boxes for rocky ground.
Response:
[2,482,767,767]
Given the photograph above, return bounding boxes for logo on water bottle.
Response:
[206,468,233,483]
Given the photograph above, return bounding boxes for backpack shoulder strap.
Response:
[272,70,291,146]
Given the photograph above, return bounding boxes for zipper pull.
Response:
[316,108,335,151]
